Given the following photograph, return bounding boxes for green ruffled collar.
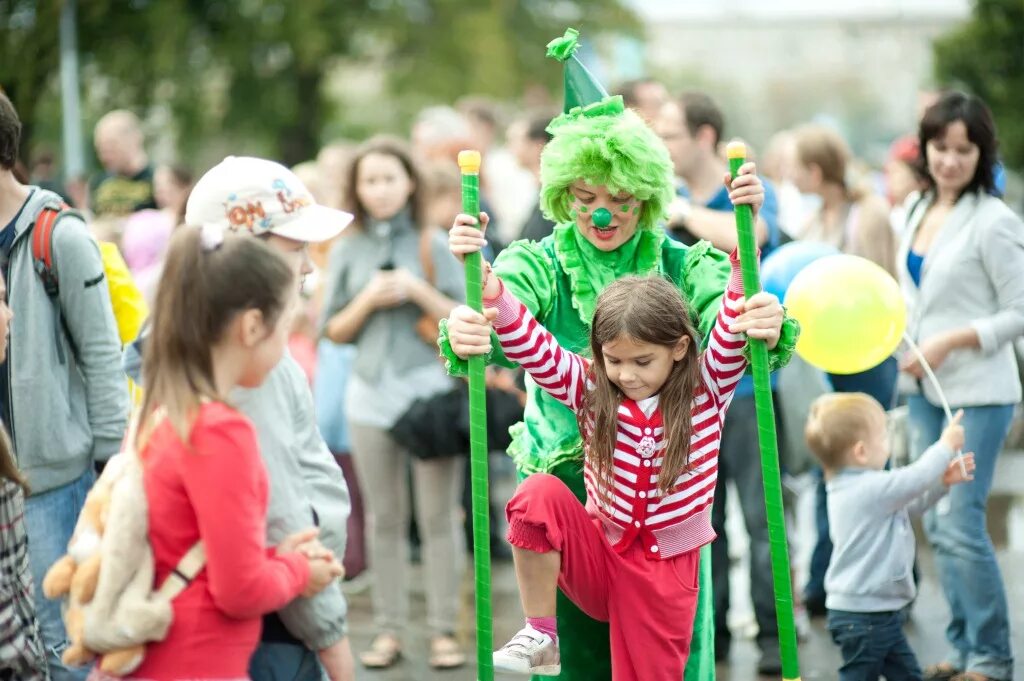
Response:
[552,223,664,326]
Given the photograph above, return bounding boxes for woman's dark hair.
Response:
[342,135,427,230]
[0,92,21,171]
[137,227,295,446]
[918,91,998,197]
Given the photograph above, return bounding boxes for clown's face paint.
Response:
[569,181,642,252]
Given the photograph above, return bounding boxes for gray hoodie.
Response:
[230,352,351,649]
[6,188,129,493]
[824,441,954,613]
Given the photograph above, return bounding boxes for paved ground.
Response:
[343,455,1024,680]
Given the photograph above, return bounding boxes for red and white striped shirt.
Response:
[487,256,748,560]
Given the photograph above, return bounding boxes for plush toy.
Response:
[42,447,178,676]
[42,455,123,667]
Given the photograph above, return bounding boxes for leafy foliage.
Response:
[1,0,637,169]
[933,0,1024,170]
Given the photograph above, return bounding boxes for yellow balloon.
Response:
[784,254,906,375]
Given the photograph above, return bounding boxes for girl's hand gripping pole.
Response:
[458,149,494,681]
[728,140,801,681]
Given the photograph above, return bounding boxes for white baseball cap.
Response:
[185,156,353,243]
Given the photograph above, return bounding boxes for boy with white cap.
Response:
[127,156,356,680]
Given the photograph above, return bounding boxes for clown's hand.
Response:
[730,291,784,350]
[449,212,490,262]
[723,162,764,224]
[447,305,498,359]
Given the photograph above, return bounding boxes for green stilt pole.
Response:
[727,141,801,681]
[458,149,493,681]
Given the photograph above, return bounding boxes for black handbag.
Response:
[389,382,524,459]
[390,384,469,460]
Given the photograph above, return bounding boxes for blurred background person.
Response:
[791,124,896,277]
[120,208,174,307]
[318,141,357,211]
[655,91,776,251]
[505,110,556,243]
[790,123,899,619]
[457,96,535,244]
[90,109,157,216]
[153,162,193,227]
[28,147,70,205]
[321,136,467,671]
[615,77,669,124]
[886,135,929,235]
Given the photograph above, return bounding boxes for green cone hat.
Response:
[546,28,624,120]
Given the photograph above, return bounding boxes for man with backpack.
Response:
[0,92,129,681]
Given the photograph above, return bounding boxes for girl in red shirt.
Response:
[448,217,784,680]
[105,227,342,681]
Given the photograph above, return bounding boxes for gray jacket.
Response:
[231,352,351,650]
[898,191,1024,407]
[825,441,954,613]
[6,188,128,493]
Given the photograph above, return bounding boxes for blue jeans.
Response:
[806,359,899,603]
[907,397,1014,679]
[249,642,324,681]
[24,469,95,681]
[827,609,922,680]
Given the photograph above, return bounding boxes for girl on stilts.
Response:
[448,194,783,679]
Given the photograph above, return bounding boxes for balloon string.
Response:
[901,332,968,476]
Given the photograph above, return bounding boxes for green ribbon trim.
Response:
[437,317,491,377]
[743,308,801,372]
[546,28,579,62]
[506,421,585,475]
[552,223,663,328]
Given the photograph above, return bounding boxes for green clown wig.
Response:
[537,28,675,234]
[539,109,675,233]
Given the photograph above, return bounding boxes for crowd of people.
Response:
[0,53,1021,681]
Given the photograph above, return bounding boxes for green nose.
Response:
[592,208,612,228]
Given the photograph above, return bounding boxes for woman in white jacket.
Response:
[898,92,1024,681]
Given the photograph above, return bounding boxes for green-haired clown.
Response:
[539,107,675,243]
[440,28,798,681]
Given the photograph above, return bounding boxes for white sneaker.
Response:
[493,625,561,676]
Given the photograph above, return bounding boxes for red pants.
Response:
[506,473,700,681]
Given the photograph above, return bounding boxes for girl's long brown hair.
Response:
[0,425,28,492]
[136,227,294,448]
[342,135,428,231]
[582,276,702,494]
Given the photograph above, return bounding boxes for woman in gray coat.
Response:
[898,92,1023,681]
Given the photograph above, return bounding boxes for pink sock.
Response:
[526,615,558,642]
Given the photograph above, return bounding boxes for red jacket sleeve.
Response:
[183,407,310,619]
[486,281,590,412]
[700,251,749,409]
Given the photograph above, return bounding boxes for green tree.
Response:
[933,0,1024,171]
[2,1,636,170]
[374,1,640,124]
[1,1,64,164]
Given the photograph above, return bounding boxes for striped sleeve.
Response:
[485,281,589,412]
[700,251,749,409]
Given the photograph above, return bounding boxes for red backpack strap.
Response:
[31,202,70,298]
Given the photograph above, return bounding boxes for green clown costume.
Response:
[439,29,798,680]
